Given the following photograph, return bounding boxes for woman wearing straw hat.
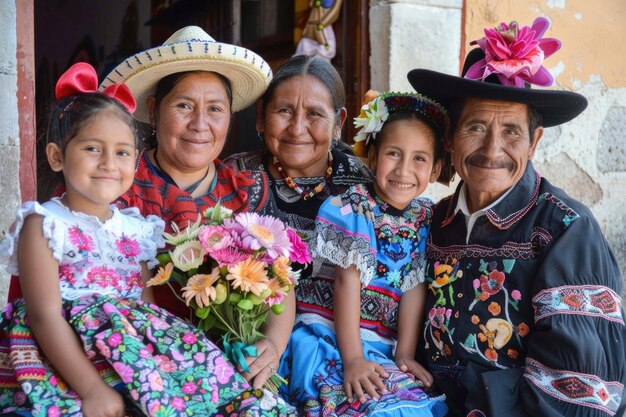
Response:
[101,26,296,395]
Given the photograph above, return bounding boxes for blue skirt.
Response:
[278,321,447,416]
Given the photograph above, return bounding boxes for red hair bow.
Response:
[55,62,136,114]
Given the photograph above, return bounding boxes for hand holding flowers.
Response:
[147,204,310,388]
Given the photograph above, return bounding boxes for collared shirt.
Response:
[453,183,513,243]
[422,161,626,417]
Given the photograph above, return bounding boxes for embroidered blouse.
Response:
[2,198,164,301]
[310,184,433,345]
[422,162,626,417]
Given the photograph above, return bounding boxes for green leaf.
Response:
[241,321,253,336]
[198,315,216,331]
[229,292,242,304]
[195,307,210,319]
[247,293,264,305]
[156,252,171,265]
[237,299,254,310]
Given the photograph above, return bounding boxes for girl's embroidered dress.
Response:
[0,198,295,417]
[278,184,447,416]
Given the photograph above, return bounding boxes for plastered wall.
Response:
[370,0,626,305]
[0,2,20,305]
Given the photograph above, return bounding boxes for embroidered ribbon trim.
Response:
[524,357,623,416]
[533,285,624,324]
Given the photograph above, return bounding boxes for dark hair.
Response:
[153,71,233,111]
[39,93,139,200]
[372,111,444,160]
[448,98,543,140]
[145,71,234,149]
[46,93,139,152]
[262,55,346,115]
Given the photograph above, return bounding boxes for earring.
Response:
[257,131,264,142]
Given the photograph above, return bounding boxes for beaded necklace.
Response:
[272,151,333,201]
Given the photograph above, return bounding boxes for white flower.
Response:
[170,240,206,272]
[164,215,203,245]
[353,98,388,146]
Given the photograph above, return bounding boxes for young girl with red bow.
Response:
[0,63,295,417]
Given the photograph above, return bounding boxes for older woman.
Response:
[97,26,296,414]
[226,54,372,239]
[225,55,374,410]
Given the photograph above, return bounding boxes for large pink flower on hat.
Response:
[465,17,561,88]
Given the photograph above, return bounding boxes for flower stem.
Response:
[210,305,244,342]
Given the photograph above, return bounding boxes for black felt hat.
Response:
[407,48,587,127]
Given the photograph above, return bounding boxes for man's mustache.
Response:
[466,154,515,170]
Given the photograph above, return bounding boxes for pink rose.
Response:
[108,333,122,347]
[182,381,197,394]
[182,332,197,345]
[47,405,60,417]
[172,397,186,411]
[199,225,233,252]
[113,362,134,383]
[148,371,164,391]
[214,356,235,384]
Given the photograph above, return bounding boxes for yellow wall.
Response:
[464,0,626,89]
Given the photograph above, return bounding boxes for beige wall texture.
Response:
[464,0,626,303]
[370,0,626,307]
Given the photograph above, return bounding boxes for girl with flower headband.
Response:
[277,91,449,416]
[0,63,295,416]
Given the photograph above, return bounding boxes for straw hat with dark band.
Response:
[100,26,273,123]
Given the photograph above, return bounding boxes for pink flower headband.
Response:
[464,17,561,88]
[56,62,136,113]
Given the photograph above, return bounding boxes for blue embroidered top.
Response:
[422,162,626,417]
[310,184,432,344]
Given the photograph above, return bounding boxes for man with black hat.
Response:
[409,17,626,417]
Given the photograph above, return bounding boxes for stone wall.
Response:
[0,1,20,304]
[369,0,626,307]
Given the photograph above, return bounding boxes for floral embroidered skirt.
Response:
[0,295,296,417]
[278,321,447,416]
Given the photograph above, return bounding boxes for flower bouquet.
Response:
[147,204,310,390]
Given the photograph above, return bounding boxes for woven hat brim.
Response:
[407,69,587,128]
[100,41,272,123]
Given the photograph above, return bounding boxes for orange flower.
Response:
[271,256,291,287]
[479,292,490,301]
[517,323,530,337]
[471,315,480,324]
[507,348,519,359]
[488,302,501,316]
[146,262,174,287]
[181,268,221,308]
[433,330,441,341]
[443,344,452,356]
[478,333,488,343]
[226,258,269,296]
[485,348,498,361]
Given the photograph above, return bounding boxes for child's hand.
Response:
[81,383,126,417]
[343,357,389,403]
[395,356,433,389]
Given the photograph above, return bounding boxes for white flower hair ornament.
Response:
[352,91,447,158]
